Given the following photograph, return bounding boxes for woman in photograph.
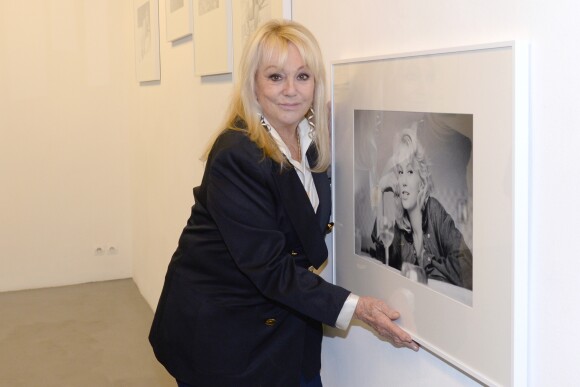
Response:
[149,20,418,387]
[386,128,473,290]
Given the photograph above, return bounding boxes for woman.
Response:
[387,128,473,290]
[149,20,418,387]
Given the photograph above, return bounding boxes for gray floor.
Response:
[0,279,175,387]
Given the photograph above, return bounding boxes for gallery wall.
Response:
[0,0,133,291]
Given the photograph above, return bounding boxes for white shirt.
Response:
[264,117,358,330]
[265,118,320,212]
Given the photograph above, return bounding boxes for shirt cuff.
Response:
[334,293,359,330]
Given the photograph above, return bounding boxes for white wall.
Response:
[128,37,233,306]
[0,0,134,292]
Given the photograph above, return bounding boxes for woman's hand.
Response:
[354,296,419,351]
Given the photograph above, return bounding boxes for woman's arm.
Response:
[425,198,473,290]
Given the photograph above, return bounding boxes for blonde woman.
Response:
[149,20,418,387]
[387,129,473,290]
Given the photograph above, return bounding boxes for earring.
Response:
[259,114,271,131]
[306,107,315,138]
[306,107,315,129]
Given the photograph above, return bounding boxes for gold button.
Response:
[290,250,298,256]
[326,222,335,233]
[265,318,277,327]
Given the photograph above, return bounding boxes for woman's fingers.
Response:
[355,296,420,351]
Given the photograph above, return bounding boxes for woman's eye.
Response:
[269,74,283,81]
[297,73,310,81]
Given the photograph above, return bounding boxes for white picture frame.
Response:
[134,0,161,82]
[192,0,232,76]
[331,42,529,386]
[232,0,292,76]
[165,0,192,42]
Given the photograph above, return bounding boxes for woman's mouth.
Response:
[279,103,300,110]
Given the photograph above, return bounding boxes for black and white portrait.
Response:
[354,110,473,301]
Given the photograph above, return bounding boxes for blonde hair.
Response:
[393,128,434,232]
[205,19,330,172]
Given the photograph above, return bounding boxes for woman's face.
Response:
[397,161,421,212]
[255,43,314,135]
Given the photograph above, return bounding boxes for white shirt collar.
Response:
[261,116,319,211]
[260,117,313,164]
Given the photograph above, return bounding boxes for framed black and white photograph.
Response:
[331,42,529,386]
[353,110,474,305]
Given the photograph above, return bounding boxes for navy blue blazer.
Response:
[149,128,350,386]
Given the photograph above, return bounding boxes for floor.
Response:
[0,279,175,387]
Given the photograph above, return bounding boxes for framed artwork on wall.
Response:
[165,0,192,42]
[232,0,292,76]
[331,42,529,386]
[192,0,232,76]
[133,0,161,82]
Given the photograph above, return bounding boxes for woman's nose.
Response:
[283,79,297,95]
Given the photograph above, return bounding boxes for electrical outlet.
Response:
[107,245,118,255]
[94,246,105,256]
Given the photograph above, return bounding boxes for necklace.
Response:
[295,129,302,160]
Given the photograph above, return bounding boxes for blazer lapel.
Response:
[311,172,331,230]
[306,146,332,230]
[272,161,328,269]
